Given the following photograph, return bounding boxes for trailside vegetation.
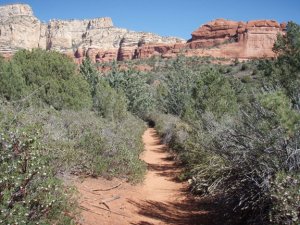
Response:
[0,50,146,224]
[100,21,300,225]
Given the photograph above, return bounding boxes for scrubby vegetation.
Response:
[0,50,146,224]
[0,131,76,225]
[0,21,299,225]
[98,21,299,225]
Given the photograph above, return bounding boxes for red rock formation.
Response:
[97,50,118,62]
[191,19,240,40]
[74,48,119,63]
[111,19,285,61]
[185,19,285,59]
[247,20,280,28]
[136,44,174,59]
[117,47,136,61]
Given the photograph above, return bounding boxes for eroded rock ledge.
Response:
[0,4,285,62]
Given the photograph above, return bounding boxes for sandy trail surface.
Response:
[74,128,214,225]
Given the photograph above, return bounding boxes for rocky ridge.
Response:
[186,18,286,59]
[0,4,184,62]
[0,4,286,62]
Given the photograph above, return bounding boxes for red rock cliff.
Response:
[117,19,286,61]
[184,19,286,59]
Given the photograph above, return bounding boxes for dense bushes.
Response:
[0,50,146,181]
[0,49,147,224]
[0,57,27,101]
[0,130,76,224]
[95,22,298,224]
[105,68,157,118]
[80,59,128,121]
[0,49,92,110]
[153,86,300,224]
[1,103,146,182]
[145,22,300,225]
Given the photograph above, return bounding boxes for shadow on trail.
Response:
[130,128,220,225]
[129,197,219,225]
[145,136,181,182]
[147,162,182,182]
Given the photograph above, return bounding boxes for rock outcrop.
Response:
[186,18,286,59]
[120,19,285,60]
[0,4,46,57]
[0,4,285,61]
[0,4,184,62]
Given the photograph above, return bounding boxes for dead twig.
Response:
[101,195,121,203]
[93,182,122,192]
[86,202,129,218]
[80,186,103,196]
[100,195,121,209]
[101,201,110,210]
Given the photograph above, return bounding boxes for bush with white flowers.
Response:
[0,131,75,224]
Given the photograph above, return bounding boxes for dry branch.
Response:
[101,195,121,203]
[81,186,103,196]
[86,202,129,218]
[93,182,122,192]
[100,195,121,209]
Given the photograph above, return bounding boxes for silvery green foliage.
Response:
[0,131,75,224]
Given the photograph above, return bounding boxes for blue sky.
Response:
[1,0,299,39]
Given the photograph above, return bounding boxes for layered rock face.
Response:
[0,4,46,57]
[124,19,286,60]
[0,4,285,61]
[186,19,286,59]
[0,4,184,62]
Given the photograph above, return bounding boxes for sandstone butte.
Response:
[0,4,286,63]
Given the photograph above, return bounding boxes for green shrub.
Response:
[146,48,300,224]
[1,105,146,182]
[11,49,92,110]
[0,58,27,101]
[226,67,232,73]
[194,70,238,118]
[0,131,76,224]
[241,75,252,83]
[93,80,128,121]
[80,59,129,120]
[234,58,239,65]
[218,67,226,74]
[260,91,300,135]
[106,70,157,118]
[80,58,99,97]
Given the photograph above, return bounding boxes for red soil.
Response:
[73,128,215,225]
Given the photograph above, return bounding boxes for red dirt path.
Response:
[73,128,215,225]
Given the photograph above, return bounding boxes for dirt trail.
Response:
[74,128,215,225]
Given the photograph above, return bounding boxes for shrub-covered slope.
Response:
[97,21,300,225]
